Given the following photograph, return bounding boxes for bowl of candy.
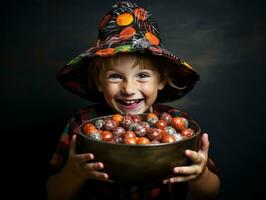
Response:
[77,112,201,183]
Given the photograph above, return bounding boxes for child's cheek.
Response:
[103,85,118,99]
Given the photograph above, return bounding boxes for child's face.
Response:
[96,54,165,114]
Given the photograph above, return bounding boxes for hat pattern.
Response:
[87,2,162,57]
[58,1,199,102]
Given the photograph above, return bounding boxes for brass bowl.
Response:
[77,115,201,183]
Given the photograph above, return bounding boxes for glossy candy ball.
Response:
[82,123,97,135]
[94,119,104,129]
[164,126,177,135]
[88,132,102,141]
[181,128,194,137]
[137,137,150,144]
[111,114,123,124]
[112,126,125,137]
[172,117,189,131]
[123,130,136,139]
[156,120,168,129]
[123,137,137,144]
[101,130,113,142]
[160,112,172,125]
[131,114,142,123]
[146,113,159,125]
[161,134,176,143]
[133,124,147,137]
[172,133,183,142]
[121,114,133,130]
[147,128,162,141]
[103,119,117,131]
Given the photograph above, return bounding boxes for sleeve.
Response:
[49,116,80,175]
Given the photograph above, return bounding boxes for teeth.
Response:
[120,99,139,104]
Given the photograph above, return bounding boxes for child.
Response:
[47,1,220,200]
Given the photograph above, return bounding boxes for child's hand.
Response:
[64,134,111,182]
[163,133,209,184]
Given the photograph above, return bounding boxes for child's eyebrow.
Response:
[104,68,118,72]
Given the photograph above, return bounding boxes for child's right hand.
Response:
[63,134,111,182]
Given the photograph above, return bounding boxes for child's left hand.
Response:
[163,133,209,184]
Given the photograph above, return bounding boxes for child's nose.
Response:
[121,81,137,96]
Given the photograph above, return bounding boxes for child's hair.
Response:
[87,52,183,91]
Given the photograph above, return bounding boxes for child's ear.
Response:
[158,80,166,90]
[96,81,103,92]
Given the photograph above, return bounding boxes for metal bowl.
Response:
[77,115,201,183]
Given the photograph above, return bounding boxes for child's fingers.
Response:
[83,162,104,171]
[168,175,196,183]
[90,171,110,181]
[185,150,202,164]
[163,174,195,184]
[69,134,77,156]
[200,133,209,153]
[75,153,94,164]
[172,166,198,175]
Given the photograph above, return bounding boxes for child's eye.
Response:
[138,72,150,80]
[108,73,122,80]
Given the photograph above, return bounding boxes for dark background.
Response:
[2,0,266,199]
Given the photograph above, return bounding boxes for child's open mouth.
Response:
[118,99,143,105]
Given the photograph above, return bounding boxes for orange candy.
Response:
[124,137,138,144]
[82,123,97,135]
[172,117,188,131]
[181,128,194,137]
[146,113,159,125]
[137,137,150,144]
[123,130,136,138]
[101,130,113,142]
[116,13,134,26]
[145,32,160,46]
[161,134,176,143]
[156,120,168,130]
[111,114,124,124]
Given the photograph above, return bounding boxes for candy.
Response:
[164,126,177,135]
[161,134,176,143]
[101,130,113,142]
[112,126,125,137]
[88,132,102,141]
[121,114,133,130]
[94,119,104,129]
[131,114,142,123]
[82,123,97,135]
[103,119,117,131]
[137,137,150,144]
[113,135,123,143]
[160,112,172,125]
[146,113,159,125]
[156,119,168,130]
[172,133,183,142]
[81,113,196,145]
[181,128,194,137]
[133,124,147,137]
[124,137,138,144]
[111,114,123,124]
[172,117,189,131]
[147,128,162,141]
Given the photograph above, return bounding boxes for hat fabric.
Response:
[57,1,199,103]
